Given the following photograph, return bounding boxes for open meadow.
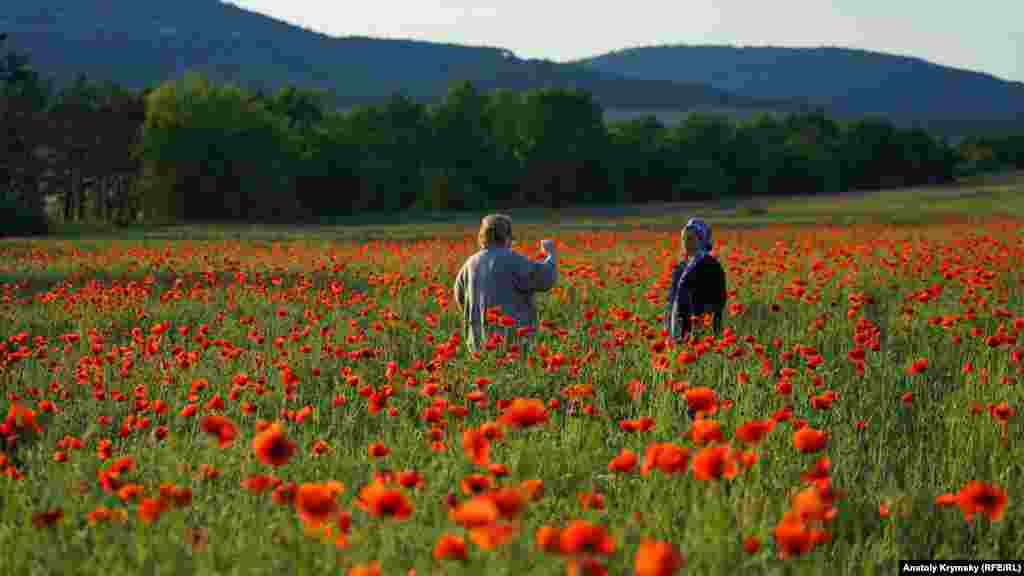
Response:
[2,174,1024,575]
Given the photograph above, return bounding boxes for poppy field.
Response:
[1,214,1023,575]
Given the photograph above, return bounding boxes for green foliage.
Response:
[123,75,978,221]
[425,81,499,211]
[606,115,669,204]
[0,188,50,237]
[1,32,52,235]
[484,88,529,205]
[664,113,736,201]
[45,74,146,222]
[264,85,328,132]
[138,72,298,222]
[959,135,1024,172]
[517,88,610,208]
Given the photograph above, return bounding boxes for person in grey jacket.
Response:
[453,214,558,353]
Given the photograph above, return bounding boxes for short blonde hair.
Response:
[478,214,513,249]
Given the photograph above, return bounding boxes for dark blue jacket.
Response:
[665,255,727,339]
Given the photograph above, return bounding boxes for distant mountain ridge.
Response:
[3,2,1023,136]
[2,1,796,112]
[575,45,1024,123]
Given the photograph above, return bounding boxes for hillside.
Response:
[6,4,1022,136]
[1,2,795,112]
[576,45,1024,134]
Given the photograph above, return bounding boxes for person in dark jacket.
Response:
[665,218,728,341]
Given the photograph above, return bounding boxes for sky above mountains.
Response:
[229,0,1023,83]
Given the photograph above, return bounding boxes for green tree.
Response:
[664,113,735,201]
[730,113,789,197]
[780,111,843,194]
[266,85,328,132]
[895,127,956,185]
[606,115,669,204]
[1,32,52,236]
[49,74,104,221]
[294,110,362,219]
[484,88,527,207]
[838,117,905,190]
[94,83,146,222]
[999,136,1024,169]
[138,72,297,223]
[517,88,609,208]
[426,81,499,211]
[339,93,433,213]
[423,79,487,207]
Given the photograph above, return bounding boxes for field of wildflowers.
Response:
[0,214,1022,575]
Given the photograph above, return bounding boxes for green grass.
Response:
[0,173,1022,575]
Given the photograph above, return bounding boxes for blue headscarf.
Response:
[679,218,712,283]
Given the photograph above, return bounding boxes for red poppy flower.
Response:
[294,482,341,527]
[684,387,719,415]
[634,539,686,576]
[252,422,296,467]
[792,427,828,454]
[691,445,740,481]
[608,449,638,473]
[735,419,775,445]
[199,415,237,448]
[499,398,549,428]
[559,520,616,556]
[356,481,413,520]
[957,481,1008,522]
[433,534,468,561]
[641,443,690,476]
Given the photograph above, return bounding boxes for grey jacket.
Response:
[453,246,558,351]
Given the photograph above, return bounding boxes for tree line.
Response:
[3,35,1023,234]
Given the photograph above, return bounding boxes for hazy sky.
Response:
[230,0,1022,83]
